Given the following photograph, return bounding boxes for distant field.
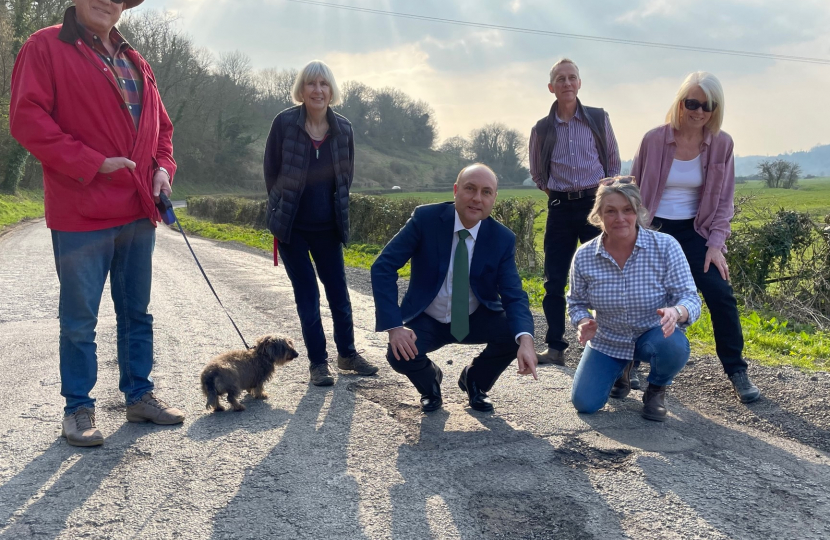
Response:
[734,178,830,219]
[378,178,830,252]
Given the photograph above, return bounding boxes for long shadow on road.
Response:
[209,380,369,539]
[386,406,626,539]
[582,397,830,539]
[0,424,147,539]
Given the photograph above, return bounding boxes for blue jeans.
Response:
[51,219,156,415]
[571,327,690,414]
[277,227,356,364]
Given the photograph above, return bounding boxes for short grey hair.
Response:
[666,71,725,135]
[549,58,580,84]
[291,60,342,106]
[588,180,650,230]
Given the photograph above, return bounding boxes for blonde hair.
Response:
[549,58,580,84]
[666,71,725,135]
[291,60,342,106]
[588,180,650,230]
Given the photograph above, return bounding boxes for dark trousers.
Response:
[386,308,519,397]
[651,217,746,375]
[278,228,356,364]
[542,196,601,350]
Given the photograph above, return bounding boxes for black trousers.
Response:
[652,217,747,375]
[386,307,519,397]
[542,196,601,350]
[277,228,356,364]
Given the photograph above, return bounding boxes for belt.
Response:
[548,186,598,202]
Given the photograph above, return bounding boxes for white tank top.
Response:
[654,155,703,220]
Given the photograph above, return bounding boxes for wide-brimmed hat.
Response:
[125,0,145,8]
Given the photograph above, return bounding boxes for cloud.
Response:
[134,0,830,155]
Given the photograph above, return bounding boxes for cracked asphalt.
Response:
[0,219,828,539]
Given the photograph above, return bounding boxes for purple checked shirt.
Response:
[567,228,701,360]
[529,107,621,192]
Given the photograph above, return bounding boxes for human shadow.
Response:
[388,409,626,540]
[0,422,147,539]
[731,395,830,455]
[581,400,830,538]
[209,381,369,539]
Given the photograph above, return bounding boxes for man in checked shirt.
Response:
[10,0,184,447]
[529,58,622,367]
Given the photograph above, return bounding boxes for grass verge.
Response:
[0,190,44,230]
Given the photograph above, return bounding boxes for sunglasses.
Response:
[600,176,635,186]
[684,99,718,113]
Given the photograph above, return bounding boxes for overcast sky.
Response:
[136,0,830,159]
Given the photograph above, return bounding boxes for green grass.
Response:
[735,178,830,221]
[687,305,830,371]
[0,190,44,229]
[173,210,412,278]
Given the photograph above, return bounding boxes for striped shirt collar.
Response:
[554,104,585,124]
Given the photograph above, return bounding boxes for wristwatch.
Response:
[156,166,170,181]
[673,305,683,319]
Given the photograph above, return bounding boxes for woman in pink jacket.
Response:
[630,71,760,404]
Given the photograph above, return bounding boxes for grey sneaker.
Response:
[310,362,335,386]
[126,392,185,425]
[536,348,565,366]
[337,351,379,376]
[62,407,104,447]
[729,371,761,403]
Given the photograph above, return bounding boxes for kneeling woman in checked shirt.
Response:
[567,179,701,421]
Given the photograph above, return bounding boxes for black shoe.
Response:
[609,361,634,399]
[629,366,641,391]
[419,367,443,412]
[642,384,667,422]
[729,370,761,403]
[420,395,443,412]
[458,366,494,412]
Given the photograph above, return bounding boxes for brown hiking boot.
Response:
[337,351,379,376]
[642,384,668,422]
[126,392,185,425]
[310,362,335,386]
[62,407,104,447]
[609,361,634,399]
[536,348,565,366]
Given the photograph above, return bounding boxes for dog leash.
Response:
[156,193,252,350]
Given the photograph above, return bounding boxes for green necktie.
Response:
[451,229,471,342]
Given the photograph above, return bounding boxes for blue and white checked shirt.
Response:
[567,228,702,360]
[529,107,622,192]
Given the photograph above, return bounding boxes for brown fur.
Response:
[200,335,298,412]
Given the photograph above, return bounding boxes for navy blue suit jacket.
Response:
[371,202,534,339]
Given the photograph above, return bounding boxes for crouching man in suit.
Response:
[371,164,538,412]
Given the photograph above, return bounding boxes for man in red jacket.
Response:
[9,0,185,447]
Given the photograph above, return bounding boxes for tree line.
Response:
[0,3,535,194]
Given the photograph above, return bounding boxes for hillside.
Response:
[734,144,830,177]
[353,144,469,190]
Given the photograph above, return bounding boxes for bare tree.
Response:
[758,159,801,189]
[468,123,528,184]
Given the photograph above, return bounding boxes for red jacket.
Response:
[9,9,176,232]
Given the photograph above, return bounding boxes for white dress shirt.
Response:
[424,212,481,322]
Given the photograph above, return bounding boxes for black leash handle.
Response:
[157,193,252,350]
